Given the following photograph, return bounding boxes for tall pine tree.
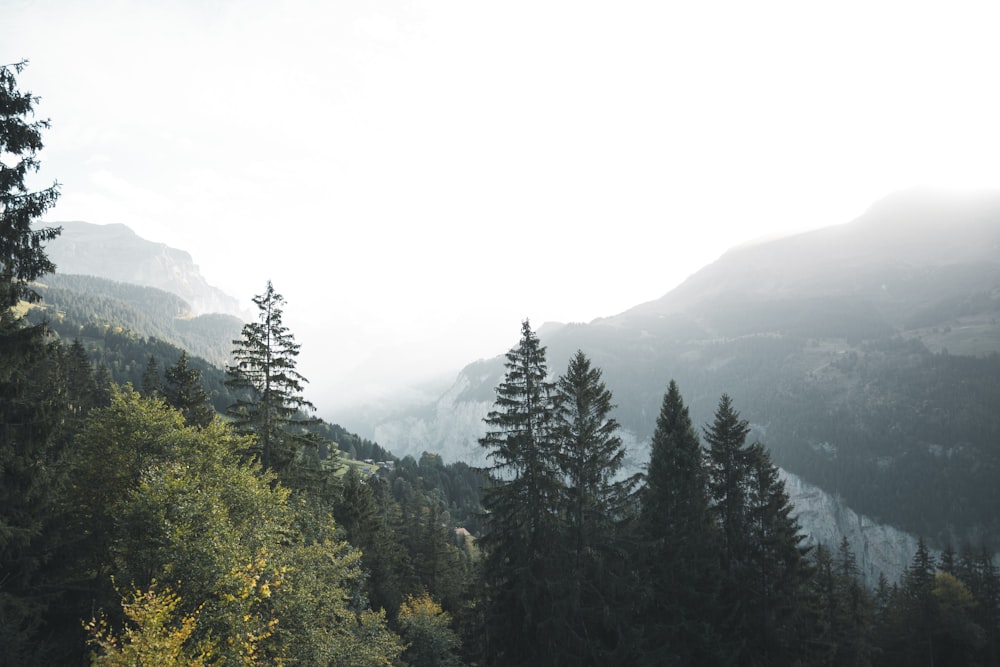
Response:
[0,59,65,666]
[705,394,751,579]
[226,281,317,472]
[165,351,214,428]
[140,355,162,398]
[637,380,721,666]
[547,350,640,665]
[741,442,812,664]
[477,319,561,665]
[704,394,812,665]
[0,59,60,313]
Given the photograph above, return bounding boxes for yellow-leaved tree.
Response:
[72,385,402,665]
[397,592,464,667]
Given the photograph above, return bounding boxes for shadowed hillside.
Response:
[371,187,1000,548]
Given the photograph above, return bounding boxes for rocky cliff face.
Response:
[44,221,245,318]
[374,371,493,467]
[781,470,928,586]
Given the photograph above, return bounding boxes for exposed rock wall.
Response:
[781,469,927,586]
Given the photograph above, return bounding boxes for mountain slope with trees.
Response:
[28,272,242,366]
[372,187,1000,549]
[43,220,245,317]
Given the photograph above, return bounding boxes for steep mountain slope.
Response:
[372,187,1000,552]
[30,273,243,368]
[620,186,1000,340]
[43,220,246,318]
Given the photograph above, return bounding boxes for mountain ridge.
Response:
[42,220,247,319]
[615,186,1000,324]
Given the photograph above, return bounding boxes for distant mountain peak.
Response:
[42,220,247,319]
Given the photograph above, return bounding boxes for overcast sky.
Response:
[6,1,1000,415]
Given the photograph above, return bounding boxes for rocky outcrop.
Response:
[781,469,927,586]
[374,371,493,466]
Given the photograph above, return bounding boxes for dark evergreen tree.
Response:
[939,543,958,576]
[796,539,875,667]
[969,547,1000,665]
[741,442,813,663]
[477,319,561,665]
[226,281,318,472]
[807,539,873,667]
[546,350,640,665]
[705,394,751,574]
[335,467,415,616]
[0,59,65,666]
[704,394,813,665]
[832,537,874,666]
[874,572,893,622]
[880,539,937,666]
[809,544,839,665]
[637,380,721,666]
[63,339,99,423]
[703,393,752,663]
[0,334,72,666]
[165,350,214,428]
[140,354,162,398]
[412,501,468,614]
[0,59,60,312]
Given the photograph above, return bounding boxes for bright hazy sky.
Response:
[6,1,1000,414]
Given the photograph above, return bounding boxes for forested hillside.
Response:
[28,273,242,367]
[43,220,245,317]
[371,188,1000,549]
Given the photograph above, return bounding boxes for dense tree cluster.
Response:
[476,321,1000,666]
[29,273,242,366]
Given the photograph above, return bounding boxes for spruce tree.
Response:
[703,394,813,665]
[0,60,61,313]
[477,319,561,665]
[741,442,812,663]
[832,537,874,666]
[165,351,214,428]
[637,380,720,666]
[704,394,751,573]
[879,538,937,665]
[335,468,415,616]
[971,547,1000,665]
[0,59,64,666]
[702,394,752,663]
[140,355,163,398]
[226,281,317,472]
[547,350,640,665]
[412,502,467,613]
[62,339,99,424]
[809,544,839,665]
